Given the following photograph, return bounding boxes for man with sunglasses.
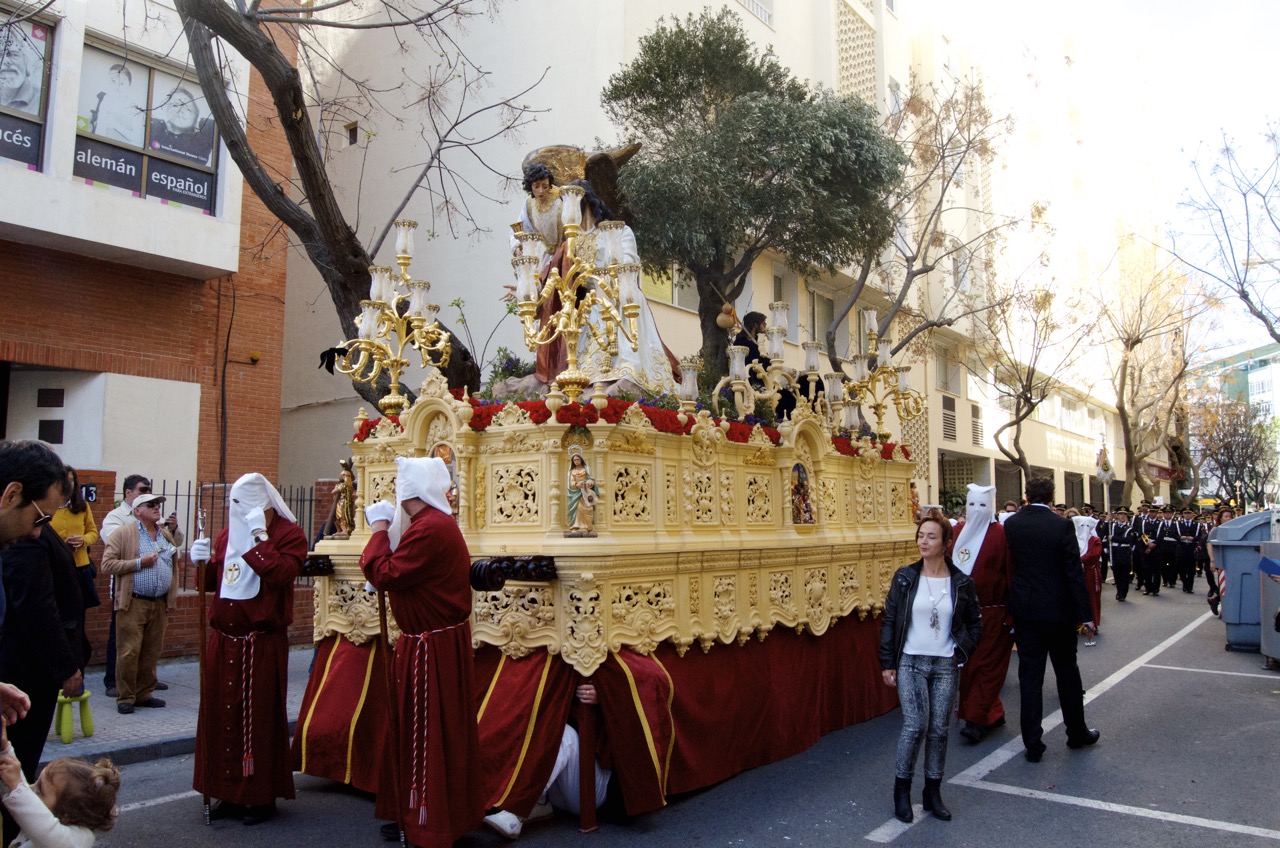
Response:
[102,493,178,714]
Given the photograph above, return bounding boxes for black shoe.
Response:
[1066,729,1101,749]
[380,822,400,842]
[1024,747,1044,763]
[922,778,952,821]
[105,686,119,698]
[135,697,166,708]
[893,777,913,823]
[242,803,277,826]
[210,801,246,821]
[958,721,986,744]
[116,702,134,715]
[1209,597,1220,616]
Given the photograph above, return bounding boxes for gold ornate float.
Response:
[312,368,919,676]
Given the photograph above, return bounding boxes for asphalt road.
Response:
[97,585,1280,847]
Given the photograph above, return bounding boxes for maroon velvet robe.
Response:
[1081,535,1103,627]
[193,514,307,806]
[951,520,1015,728]
[363,506,483,848]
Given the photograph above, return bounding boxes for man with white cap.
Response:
[102,491,179,714]
[189,473,307,826]
[948,483,1014,744]
[362,456,483,848]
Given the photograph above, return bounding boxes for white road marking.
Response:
[959,780,1280,841]
[864,806,922,843]
[1142,663,1279,680]
[118,789,199,813]
[864,611,1218,842]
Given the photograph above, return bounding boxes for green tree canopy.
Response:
[602,8,906,381]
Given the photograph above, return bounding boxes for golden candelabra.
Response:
[843,309,924,443]
[334,220,451,415]
[513,184,639,404]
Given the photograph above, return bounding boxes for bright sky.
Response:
[912,0,1280,355]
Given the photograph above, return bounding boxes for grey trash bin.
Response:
[1260,543,1280,664]
[1207,512,1271,651]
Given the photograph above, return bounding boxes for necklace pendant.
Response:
[930,607,940,633]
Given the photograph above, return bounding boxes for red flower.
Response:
[555,402,600,426]
[353,415,402,442]
[599,397,633,424]
[832,436,855,457]
[516,400,554,424]
[640,406,692,435]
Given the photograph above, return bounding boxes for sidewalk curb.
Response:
[41,720,300,770]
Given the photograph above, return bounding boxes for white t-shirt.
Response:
[902,575,956,657]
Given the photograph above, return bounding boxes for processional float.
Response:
[296,175,927,829]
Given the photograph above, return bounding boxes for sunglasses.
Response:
[31,500,52,528]
[134,487,152,494]
[139,501,163,509]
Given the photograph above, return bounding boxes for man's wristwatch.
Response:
[253,530,269,544]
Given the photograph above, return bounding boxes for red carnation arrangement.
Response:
[353,414,402,442]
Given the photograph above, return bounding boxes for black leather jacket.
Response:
[879,558,982,671]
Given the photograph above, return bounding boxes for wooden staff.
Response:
[377,588,407,847]
[195,508,210,825]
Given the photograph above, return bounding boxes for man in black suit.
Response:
[1004,476,1099,762]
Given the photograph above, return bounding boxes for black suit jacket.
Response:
[1004,504,1093,625]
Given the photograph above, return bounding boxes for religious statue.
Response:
[332,458,356,538]
[791,463,814,525]
[565,448,598,537]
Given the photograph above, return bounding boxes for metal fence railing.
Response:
[101,480,322,591]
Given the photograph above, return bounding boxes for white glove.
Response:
[364,500,396,526]
[244,507,267,536]
[189,537,211,563]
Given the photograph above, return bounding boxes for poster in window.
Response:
[0,112,40,166]
[149,70,216,168]
[76,47,147,148]
[147,156,215,212]
[73,135,143,193]
[0,21,48,117]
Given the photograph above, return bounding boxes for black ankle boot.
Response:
[893,777,913,823]
[922,777,951,820]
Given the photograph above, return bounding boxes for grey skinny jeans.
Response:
[894,652,959,780]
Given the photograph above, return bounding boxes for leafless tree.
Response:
[1191,395,1280,508]
[1174,125,1280,345]
[1100,250,1214,506]
[825,74,1024,371]
[173,0,545,403]
[971,280,1098,479]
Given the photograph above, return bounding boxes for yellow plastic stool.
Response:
[54,690,94,744]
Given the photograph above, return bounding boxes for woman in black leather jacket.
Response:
[878,513,982,823]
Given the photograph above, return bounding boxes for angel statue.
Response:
[565,448,599,537]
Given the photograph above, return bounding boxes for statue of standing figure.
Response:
[332,459,356,538]
[565,448,598,537]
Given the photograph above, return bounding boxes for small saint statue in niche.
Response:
[332,458,356,538]
[565,448,598,537]
[791,463,815,525]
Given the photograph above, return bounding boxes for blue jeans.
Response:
[895,652,959,780]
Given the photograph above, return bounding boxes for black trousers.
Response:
[1111,551,1133,600]
[1175,551,1197,592]
[1160,546,1178,587]
[1013,620,1089,754]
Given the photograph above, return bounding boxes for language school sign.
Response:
[73,135,214,213]
[0,112,41,168]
